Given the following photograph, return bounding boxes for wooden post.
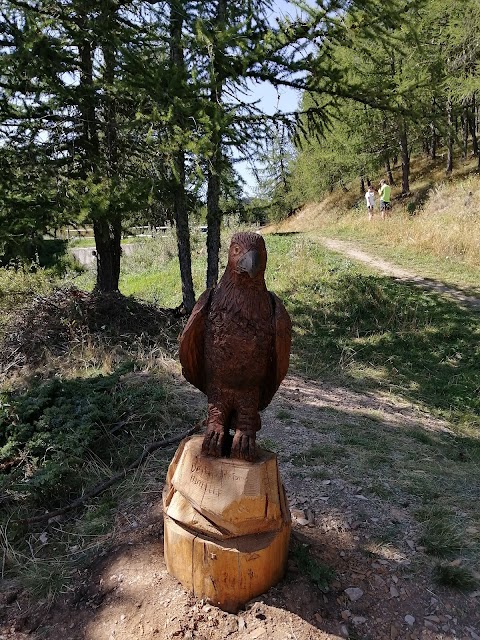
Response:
[163,435,291,613]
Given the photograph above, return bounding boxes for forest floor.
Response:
[1,239,479,640]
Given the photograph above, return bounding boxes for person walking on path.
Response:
[378,179,392,219]
[365,185,375,220]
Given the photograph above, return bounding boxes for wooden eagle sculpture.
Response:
[179,231,291,462]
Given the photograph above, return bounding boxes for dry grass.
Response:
[264,157,480,274]
[412,179,480,266]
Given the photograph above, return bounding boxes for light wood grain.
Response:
[163,436,291,612]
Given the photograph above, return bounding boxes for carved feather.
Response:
[179,287,213,394]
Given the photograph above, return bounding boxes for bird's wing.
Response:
[260,292,292,410]
[178,287,213,394]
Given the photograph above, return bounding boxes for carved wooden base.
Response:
[163,435,291,613]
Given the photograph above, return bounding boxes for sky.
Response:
[236,84,301,196]
[235,0,306,195]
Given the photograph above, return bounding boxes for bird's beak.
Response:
[237,249,261,278]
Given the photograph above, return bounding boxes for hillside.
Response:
[264,154,480,297]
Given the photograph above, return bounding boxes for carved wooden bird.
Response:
[179,231,291,462]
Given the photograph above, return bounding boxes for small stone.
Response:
[373,574,386,588]
[340,624,349,637]
[341,610,351,620]
[345,587,364,602]
[390,585,400,598]
[352,616,367,625]
[295,517,309,526]
[424,621,437,630]
[405,615,416,626]
[314,613,323,623]
[238,617,246,631]
[390,624,400,639]
[291,508,305,519]
[248,629,266,639]
[468,630,480,640]
[424,616,440,623]
[406,540,415,550]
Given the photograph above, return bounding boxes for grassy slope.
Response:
[263,161,480,578]
[266,154,480,294]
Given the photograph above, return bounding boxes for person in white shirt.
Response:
[365,185,375,220]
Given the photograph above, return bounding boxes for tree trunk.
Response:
[385,157,395,185]
[79,36,99,168]
[93,217,122,292]
[78,28,121,292]
[430,122,437,159]
[206,145,222,288]
[95,5,121,293]
[360,177,365,194]
[205,0,227,289]
[398,119,410,194]
[430,98,438,160]
[173,150,196,312]
[462,106,469,159]
[446,98,453,174]
[170,1,195,312]
[469,95,479,167]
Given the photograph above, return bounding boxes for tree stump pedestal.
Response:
[163,435,291,613]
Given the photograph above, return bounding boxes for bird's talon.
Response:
[231,432,256,462]
[202,429,224,457]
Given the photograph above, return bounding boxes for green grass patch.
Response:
[275,408,292,421]
[433,564,478,591]
[416,506,465,558]
[291,542,335,592]
[0,366,181,509]
[292,443,348,466]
